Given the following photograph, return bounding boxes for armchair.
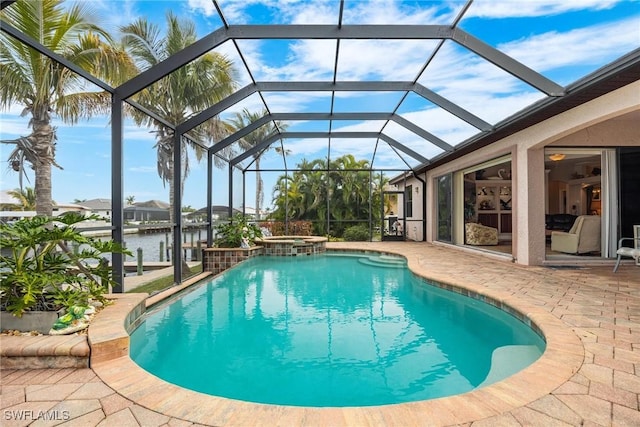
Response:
[465,222,498,246]
[550,215,601,254]
[613,225,640,272]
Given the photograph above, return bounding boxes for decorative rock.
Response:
[50,305,91,333]
[49,321,89,335]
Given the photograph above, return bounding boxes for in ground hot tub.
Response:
[255,235,327,256]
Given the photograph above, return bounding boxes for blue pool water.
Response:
[130,252,545,407]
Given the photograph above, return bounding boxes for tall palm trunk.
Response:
[32,112,56,217]
[168,161,176,227]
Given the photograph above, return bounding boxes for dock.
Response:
[123,262,201,292]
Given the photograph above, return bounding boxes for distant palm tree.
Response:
[0,0,135,216]
[7,187,36,211]
[120,12,237,226]
[271,155,385,235]
[228,109,287,219]
[125,195,136,206]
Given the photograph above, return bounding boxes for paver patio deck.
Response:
[1,241,639,426]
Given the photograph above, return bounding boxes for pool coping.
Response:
[89,247,584,426]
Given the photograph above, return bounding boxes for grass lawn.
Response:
[127,265,202,295]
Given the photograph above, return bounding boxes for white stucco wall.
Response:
[406,177,425,241]
[422,80,640,265]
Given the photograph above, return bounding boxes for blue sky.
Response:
[1,0,638,211]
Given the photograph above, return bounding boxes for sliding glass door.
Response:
[545,148,617,258]
[436,174,452,242]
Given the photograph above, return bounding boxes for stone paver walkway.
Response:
[1,242,639,426]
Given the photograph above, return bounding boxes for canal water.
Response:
[97,228,210,263]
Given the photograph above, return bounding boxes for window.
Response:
[405,185,413,218]
[436,174,452,242]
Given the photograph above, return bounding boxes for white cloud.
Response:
[258,92,332,113]
[178,0,640,150]
[91,0,142,33]
[285,1,338,24]
[123,126,156,143]
[341,0,454,25]
[331,120,387,133]
[187,0,218,17]
[284,138,330,157]
[336,40,440,81]
[129,166,157,173]
[215,0,338,24]
[467,0,621,18]
[0,116,31,138]
[3,0,637,180]
[212,0,256,23]
[498,18,640,78]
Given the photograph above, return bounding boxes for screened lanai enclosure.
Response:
[1,0,638,290]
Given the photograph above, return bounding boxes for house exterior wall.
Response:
[409,181,425,241]
[416,80,639,266]
[396,177,425,241]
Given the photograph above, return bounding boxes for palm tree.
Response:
[7,187,36,211]
[271,155,383,236]
[228,108,287,220]
[125,195,136,206]
[0,0,135,216]
[120,12,237,227]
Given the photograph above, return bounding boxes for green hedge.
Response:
[343,225,370,241]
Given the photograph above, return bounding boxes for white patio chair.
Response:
[613,225,640,272]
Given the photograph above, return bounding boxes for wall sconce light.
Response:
[548,153,566,161]
[415,187,420,193]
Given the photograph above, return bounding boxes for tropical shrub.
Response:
[258,220,313,236]
[270,155,388,235]
[0,213,131,317]
[288,221,313,236]
[214,214,262,248]
[343,225,370,241]
[259,221,284,236]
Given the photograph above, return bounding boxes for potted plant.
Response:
[213,214,262,248]
[0,212,131,333]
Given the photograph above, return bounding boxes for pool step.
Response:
[358,256,406,268]
[325,252,366,258]
[324,252,406,268]
[377,255,406,263]
[478,345,542,388]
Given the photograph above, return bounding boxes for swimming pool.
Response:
[130,252,545,407]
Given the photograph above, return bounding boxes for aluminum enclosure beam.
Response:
[378,134,430,165]
[110,96,124,292]
[451,29,564,96]
[210,112,454,157]
[178,84,256,134]
[230,133,281,165]
[117,25,454,99]
[1,1,18,10]
[230,132,429,166]
[258,82,491,130]
[385,115,453,152]
[411,85,492,131]
[196,82,485,156]
[117,24,560,100]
